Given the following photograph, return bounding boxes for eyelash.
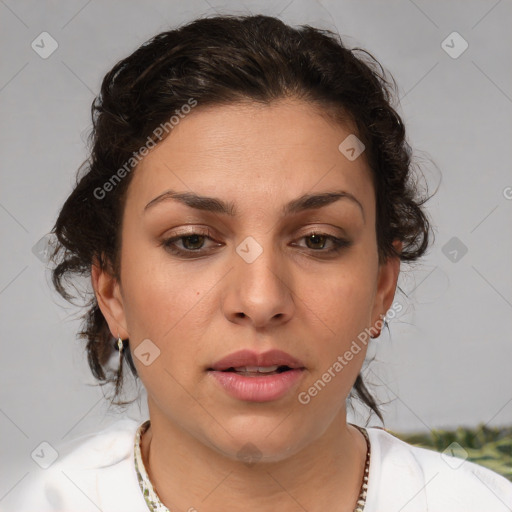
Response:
[161,228,352,258]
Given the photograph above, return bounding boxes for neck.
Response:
[140,402,367,512]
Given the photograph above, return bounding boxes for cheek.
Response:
[119,251,214,406]
[119,241,221,364]
[302,257,377,340]
[121,266,208,342]
[120,236,184,321]
[298,271,375,398]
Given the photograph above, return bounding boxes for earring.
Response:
[117,335,124,354]
[116,334,125,369]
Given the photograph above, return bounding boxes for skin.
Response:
[92,98,402,512]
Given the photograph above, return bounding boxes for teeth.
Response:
[233,365,280,373]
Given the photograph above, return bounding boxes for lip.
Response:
[208,349,305,371]
[206,349,306,402]
[208,369,305,402]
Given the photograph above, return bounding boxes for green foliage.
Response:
[390,424,512,481]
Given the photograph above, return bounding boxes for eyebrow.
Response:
[144,189,365,222]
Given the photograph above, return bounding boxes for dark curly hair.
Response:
[49,14,434,422]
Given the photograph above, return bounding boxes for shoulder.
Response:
[7,417,147,512]
[364,426,512,512]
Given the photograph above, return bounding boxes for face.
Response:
[93,98,400,462]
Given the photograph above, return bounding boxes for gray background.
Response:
[1,0,511,505]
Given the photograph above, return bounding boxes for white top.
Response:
[7,417,512,512]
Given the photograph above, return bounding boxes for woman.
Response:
[15,13,512,512]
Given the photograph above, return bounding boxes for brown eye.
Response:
[294,232,352,254]
[161,228,222,257]
[305,233,328,250]
[180,234,206,251]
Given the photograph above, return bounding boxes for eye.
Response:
[161,229,351,258]
[292,232,352,254]
[161,228,221,256]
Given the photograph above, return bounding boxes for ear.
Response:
[90,256,129,340]
[369,239,402,336]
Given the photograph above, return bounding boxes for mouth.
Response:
[207,348,306,373]
[211,365,296,376]
[206,350,306,402]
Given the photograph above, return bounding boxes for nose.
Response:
[221,237,295,329]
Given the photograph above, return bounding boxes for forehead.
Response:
[126,99,374,217]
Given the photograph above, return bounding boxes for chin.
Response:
[204,415,312,465]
